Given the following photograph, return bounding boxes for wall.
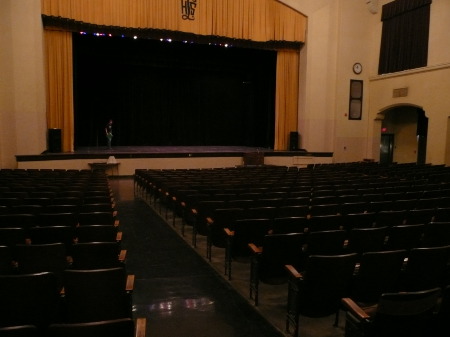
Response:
[281,0,450,164]
[2,0,450,169]
[367,0,450,164]
[280,0,379,162]
[369,65,450,164]
[0,0,47,169]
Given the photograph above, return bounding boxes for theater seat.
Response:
[342,287,440,337]
[62,267,134,323]
[47,317,146,337]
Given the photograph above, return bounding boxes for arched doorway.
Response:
[379,106,428,165]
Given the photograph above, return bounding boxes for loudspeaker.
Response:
[289,131,299,151]
[48,128,62,153]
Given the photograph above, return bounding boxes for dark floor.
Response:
[76,146,272,154]
[110,177,346,337]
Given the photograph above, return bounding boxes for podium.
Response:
[243,152,264,166]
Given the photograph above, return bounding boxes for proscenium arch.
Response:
[373,103,428,164]
[41,0,307,152]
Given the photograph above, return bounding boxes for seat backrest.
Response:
[70,242,122,269]
[272,216,309,234]
[0,245,13,275]
[308,203,339,217]
[47,318,135,337]
[78,212,114,226]
[375,210,407,227]
[0,214,36,231]
[404,208,435,225]
[43,204,79,214]
[304,230,346,256]
[14,243,67,288]
[231,218,272,257]
[307,214,343,232]
[0,272,60,329]
[342,212,376,231]
[435,285,450,337]
[385,224,426,251]
[209,208,245,248]
[63,267,130,323]
[351,249,407,303]
[0,227,27,248]
[338,202,367,215]
[83,196,113,205]
[51,197,82,206]
[373,287,441,337]
[245,206,278,220]
[400,245,450,291]
[37,212,78,227]
[79,203,113,214]
[0,325,39,337]
[258,233,306,283]
[29,225,75,249]
[421,222,450,247]
[75,225,118,243]
[276,205,309,218]
[297,253,358,317]
[346,226,388,255]
[11,204,44,215]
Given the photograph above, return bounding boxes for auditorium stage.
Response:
[15,146,333,176]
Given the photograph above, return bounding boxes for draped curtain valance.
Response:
[381,0,432,21]
[41,0,305,151]
[41,0,306,45]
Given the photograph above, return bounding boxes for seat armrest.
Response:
[248,243,262,254]
[114,219,120,227]
[341,297,371,320]
[285,264,302,279]
[116,231,123,241]
[224,228,234,236]
[191,208,198,215]
[119,249,127,262]
[135,317,147,337]
[126,274,135,292]
[206,217,213,225]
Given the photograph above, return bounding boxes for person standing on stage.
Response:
[105,119,113,149]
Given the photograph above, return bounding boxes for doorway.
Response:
[380,106,428,164]
[380,133,394,164]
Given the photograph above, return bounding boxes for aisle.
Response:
[110,178,285,337]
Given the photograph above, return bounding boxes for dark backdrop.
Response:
[73,34,277,148]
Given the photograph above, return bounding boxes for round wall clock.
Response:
[353,63,362,74]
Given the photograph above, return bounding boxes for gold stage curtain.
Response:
[44,29,74,152]
[275,50,299,151]
[41,0,305,151]
[41,0,306,43]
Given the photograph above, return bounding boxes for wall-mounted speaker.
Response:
[48,128,62,153]
[289,131,299,151]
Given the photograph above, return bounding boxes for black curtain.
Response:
[73,34,276,148]
[378,0,432,74]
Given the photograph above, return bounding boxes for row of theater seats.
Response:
[135,163,450,337]
[0,268,145,337]
[0,169,145,337]
[134,164,450,259]
[280,249,450,337]
[0,211,118,230]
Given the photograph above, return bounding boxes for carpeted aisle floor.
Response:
[111,177,286,337]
